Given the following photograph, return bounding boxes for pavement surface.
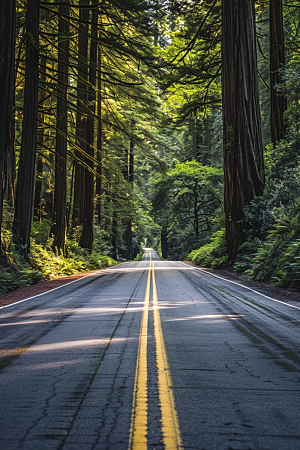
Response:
[0,248,300,450]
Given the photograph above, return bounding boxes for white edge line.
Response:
[1,261,147,310]
[0,270,107,310]
[179,262,300,311]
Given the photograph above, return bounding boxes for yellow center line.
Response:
[129,253,183,449]
[128,257,151,450]
[152,262,183,450]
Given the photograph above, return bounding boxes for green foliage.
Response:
[30,237,116,280]
[153,161,223,259]
[234,212,300,288]
[134,251,144,261]
[1,202,14,253]
[31,220,52,245]
[92,226,113,256]
[131,192,161,252]
[0,219,116,296]
[186,228,227,268]
[236,47,300,289]
[0,267,44,296]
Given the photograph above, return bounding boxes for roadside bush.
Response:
[234,213,300,289]
[30,238,116,280]
[0,223,117,296]
[186,228,227,268]
[31,220,52,245]
[0,202,13,253]
[0,267,44,295]
[134,251,143,261]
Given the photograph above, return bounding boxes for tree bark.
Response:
[222,0,265,262]
[34,157,43,221]
[3,137,16,209]
[12,0,40,260]
[80,5,97,251]
[122,136,134,260]
[193,111,198,161]
[0,0,15,251]
[95,14,102,226]
[112,217,117,260]
[129,136,134,184]
[51,4,69,254]
[34,56,46,222]
[123,221,133,260]
[270,0,287,146]
[72,0,89,229]
[161,231,168,259]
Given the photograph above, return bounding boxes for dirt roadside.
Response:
[0,269,104,308]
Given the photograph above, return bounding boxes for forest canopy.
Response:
[1,0,300,292]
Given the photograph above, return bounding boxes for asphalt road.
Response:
[1,248,300,450]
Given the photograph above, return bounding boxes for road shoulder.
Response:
[0,269,106,308]
[182,261,300,305]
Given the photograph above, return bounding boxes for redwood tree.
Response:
[79,5,97,250]
[12,0,40,260]
[34,56,47,222]
[270,0,287,146]
[72,0,88,229]
[51,4,69,253]
[222,0,265,262]
[0,0,15,252]
[95,20,102,226]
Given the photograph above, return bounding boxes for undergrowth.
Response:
[185,209,300,291]
[0,217,116,296]
[234,213,300,289]
[185,228,228,269]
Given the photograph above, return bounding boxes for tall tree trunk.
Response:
[222,0,265,262]
[80,5,97,251]
[3,135,16,209]
[95,16,102,226]
[34,56,46,222]
[51,4,69,253]
[270,0,287,146]
[193,111,198,161]
[123,136,134,259]
[129,136,134,184]
[12,0,40,260]
[112,217,117,260]
[72,0,88,229]
[161,231,168,259]
[0,0,15,252]
[34,157,43,221]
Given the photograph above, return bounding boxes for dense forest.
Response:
[1,0,300,293]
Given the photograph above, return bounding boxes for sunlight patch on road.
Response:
[165,314,243,322]
[0,319,61,327]
[19,359,83,371]
[24,337,137,353]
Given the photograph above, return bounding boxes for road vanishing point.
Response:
[0,248,300,450]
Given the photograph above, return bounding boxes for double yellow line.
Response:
[128,257,183,450]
